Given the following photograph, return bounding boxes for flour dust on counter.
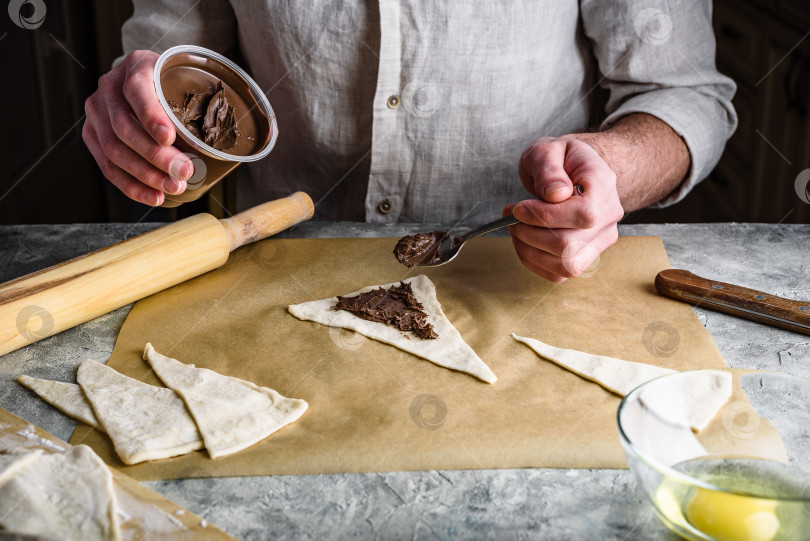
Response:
[288,274,497,383]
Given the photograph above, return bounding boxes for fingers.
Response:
[510,236,568,283]
[86,94,186,196]
[509,221,600,256]
[82,121,165,206]
[107,100,191,187]
[121,51,176,147]
[513,180,625,230]
[99,66,192,185]
[509,192,622,280]
[512,196,598,229]
[509,224,618,282]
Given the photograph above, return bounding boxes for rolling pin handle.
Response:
[220,192,314,251]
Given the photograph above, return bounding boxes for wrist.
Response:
[561,131,622,180]
[562,114,690,211]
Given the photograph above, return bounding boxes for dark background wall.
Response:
[0,0,808,225]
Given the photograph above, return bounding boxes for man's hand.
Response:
[82,50,193,206]
[505,114,691,282]
[503,137,624,282]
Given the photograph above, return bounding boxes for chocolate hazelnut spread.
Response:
[393,231,451,267]
[159,53,271,156]
[168,81,241,151]
[333,282,438,339]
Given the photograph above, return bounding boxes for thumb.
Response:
[534,168,574,203]
[540,181,574,203]
[519,140,575,203]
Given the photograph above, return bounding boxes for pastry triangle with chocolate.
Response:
[288,275,496,384]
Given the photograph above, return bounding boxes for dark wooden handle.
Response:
[655,269,810,336]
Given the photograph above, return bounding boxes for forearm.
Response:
[566,113,690,212]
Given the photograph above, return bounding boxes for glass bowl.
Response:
[618,369,810,541]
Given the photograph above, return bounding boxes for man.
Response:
[82,1,736,282]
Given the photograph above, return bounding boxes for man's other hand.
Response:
[504,136,625,282]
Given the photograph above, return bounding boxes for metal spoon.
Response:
[415,215,520,267]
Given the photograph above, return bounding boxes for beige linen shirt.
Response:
[120,0,736,222]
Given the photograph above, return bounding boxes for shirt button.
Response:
[378,198,393,213]
[386,95,400,109]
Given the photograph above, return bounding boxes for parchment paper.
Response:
[70,236,727,480]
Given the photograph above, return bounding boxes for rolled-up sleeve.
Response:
[581,0,737,207]
[114,0,236,67]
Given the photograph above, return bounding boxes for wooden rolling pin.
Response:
[0,192,314,357]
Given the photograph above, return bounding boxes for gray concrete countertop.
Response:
[1,222,808,540]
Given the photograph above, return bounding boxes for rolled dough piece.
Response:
[512,334,732,431]
[288,275,497,384]
[0,445,121,541]
[638,370,732,431]
[0,449,42,486]
[17,375,102,431]
[512,333,674,395]
[143,343,309,459]
[77,360,203,465]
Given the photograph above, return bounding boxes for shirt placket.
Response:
[366,0,402,222]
